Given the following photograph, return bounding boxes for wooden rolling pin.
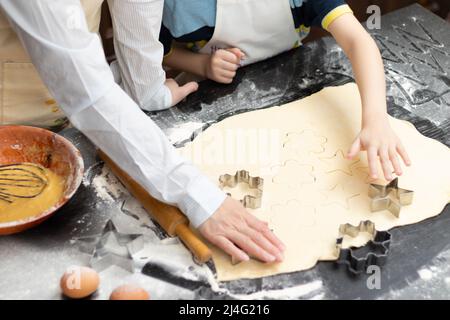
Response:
[98,150,212,264]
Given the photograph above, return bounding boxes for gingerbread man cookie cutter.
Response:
[219,170,264,209]
[369,178,414,218]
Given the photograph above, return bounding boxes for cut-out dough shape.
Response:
[265,178,327,206]
[178,84,450,281]
[314,169,351,191]
[283,130,328,156]
[319,149,360,176]
[341,176,369,198]
[271,160,315,188]
[353,166,372,183]
[321,183,360,209]
[297,184,328,207]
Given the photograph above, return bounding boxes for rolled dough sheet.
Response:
[179,83,450,281]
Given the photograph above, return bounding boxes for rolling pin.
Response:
[98,150,212,264]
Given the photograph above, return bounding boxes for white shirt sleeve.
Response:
[107,0,172,111]
[0,0,226,227]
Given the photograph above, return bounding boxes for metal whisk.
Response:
[0,163,49,204]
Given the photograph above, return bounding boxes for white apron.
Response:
[0,0,103,129]
[200,0,300,66]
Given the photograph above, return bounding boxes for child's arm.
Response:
[164,45,244,84]
[328,13,411,181]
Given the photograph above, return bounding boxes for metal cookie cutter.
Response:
[219,170,263,209]
[335,220,392,274]
[369,178,414,218]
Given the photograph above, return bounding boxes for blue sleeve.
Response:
[300,0,352,30]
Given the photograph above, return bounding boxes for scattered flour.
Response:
[167,121,205,145]
[229,281,323,300]
[84,163,325,299]
[418,268,433,281]
[91,165,128,202]
[445,278,450,286]
[381,248,450,299]
[126,209,326,300]
[132,236,324,299]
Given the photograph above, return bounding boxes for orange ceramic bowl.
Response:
[0,126,84,235]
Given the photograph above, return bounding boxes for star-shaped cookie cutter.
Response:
[335,220,392,274]
[369,178,414,218]
[219,170,263,209]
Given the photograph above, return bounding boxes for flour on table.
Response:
[91,165,128,202]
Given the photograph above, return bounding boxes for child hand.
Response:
[205,48,245,84]
[347,118,411,181]
[165,79,199,106]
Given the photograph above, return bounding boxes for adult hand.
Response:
[165,78,199,106]
[198,197,285,263]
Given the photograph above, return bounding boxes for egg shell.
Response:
[60,266,100,299]
[110,284,150,300]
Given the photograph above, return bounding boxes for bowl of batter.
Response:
[0,126,84,235]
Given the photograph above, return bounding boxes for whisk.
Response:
[0,163,49,204]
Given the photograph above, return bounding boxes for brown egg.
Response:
[60,266,100,299]
[109,284,150,300]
